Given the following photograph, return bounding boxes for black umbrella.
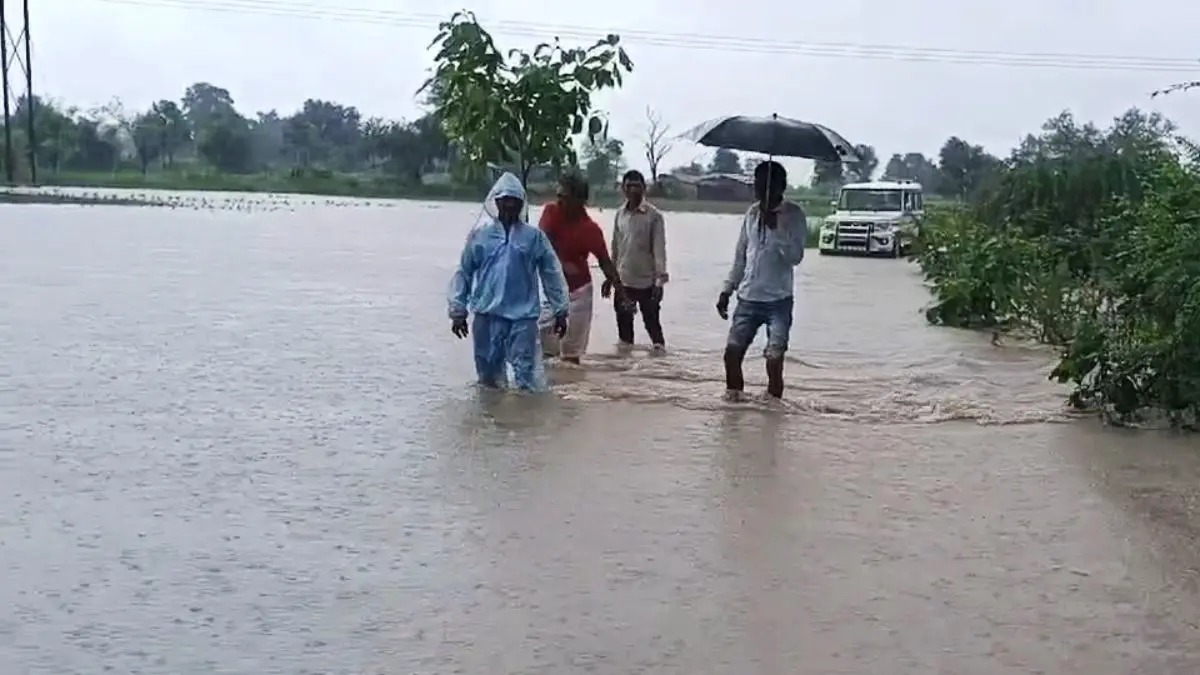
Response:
[680,114,860,163]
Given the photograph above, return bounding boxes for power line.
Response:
[92,0,1200,73]
[175,0,1200,68]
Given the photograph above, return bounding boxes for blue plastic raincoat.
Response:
[448,173,570,391]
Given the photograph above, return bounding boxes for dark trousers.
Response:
[616,286,665,345]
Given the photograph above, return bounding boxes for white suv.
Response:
[817,180,925,258]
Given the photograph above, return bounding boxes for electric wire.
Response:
[90,0,1200,73]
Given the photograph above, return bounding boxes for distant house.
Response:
[665,172,754,202]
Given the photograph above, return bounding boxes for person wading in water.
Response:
[716,160,808,400]
[538,172,626,365]
[608,169,669,354]
[448,172,569,391]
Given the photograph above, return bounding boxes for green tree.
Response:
[198,114,253,173]
[844,144,878,182]
[708,147,740,174]
[248,110,285,169]
[582,136,626,188]
[150,100,190,167]
[936,136,1001,198]
[182,82,236,133]
[881,154,903,179]
[362,117,391,169]
[421,11,633,187]
[71,116,120,172]
[881,151,941,189]
[282,115,318,168]
[131,111,164,173]
[92,99,135,173]
[13,96,78,174]
[284,99,363,170]
[810,160,844,190]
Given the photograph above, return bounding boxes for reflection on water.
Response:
[1,194,1199,673]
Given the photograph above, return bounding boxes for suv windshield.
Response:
[839,189,903,212]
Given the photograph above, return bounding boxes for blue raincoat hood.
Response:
[488,172,527,204]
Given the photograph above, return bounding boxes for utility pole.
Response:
[0,0,35,184]
[1,0,13,183]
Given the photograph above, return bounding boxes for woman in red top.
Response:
[537,173,625,364]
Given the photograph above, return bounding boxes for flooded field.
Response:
[1,192,1198,673]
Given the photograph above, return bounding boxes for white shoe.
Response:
[650,344,667,356]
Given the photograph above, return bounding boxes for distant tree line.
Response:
[0,82,451,182]
[667,138,1004,200]
[0,79,1004,203]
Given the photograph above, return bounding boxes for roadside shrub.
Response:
[917,108,1200,426]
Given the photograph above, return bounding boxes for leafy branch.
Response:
[418,10,634,187]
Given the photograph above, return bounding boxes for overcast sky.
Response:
[29,0,1200,180]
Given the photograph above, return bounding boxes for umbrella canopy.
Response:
[680,114,861,163]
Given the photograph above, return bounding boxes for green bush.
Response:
[916,108,1200,426]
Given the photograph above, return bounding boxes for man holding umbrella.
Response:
[716,160,807,400]
[680,113,858,399]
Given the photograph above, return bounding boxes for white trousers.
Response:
[539,283,594,359]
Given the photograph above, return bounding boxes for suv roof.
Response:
[841,180,924,191]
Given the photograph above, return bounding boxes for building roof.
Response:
[672,172,754,186]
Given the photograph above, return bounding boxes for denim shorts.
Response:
[726,296,794,359]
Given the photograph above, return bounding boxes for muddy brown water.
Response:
[2,195,1200,674]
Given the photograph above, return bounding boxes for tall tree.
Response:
[881,153,906,180]
[285,99,364,170]
[72,117,120,172]
[131,110,165,173]
[362,116,391,169]
[248,110,285,169]
[844,144,878,182]
[421,11,633,186]
[198,114,253,173]
[150,100,190,167]
[881,152,941,190]
[582,136,626,188]
[811,160,845,190]
[14,96,78,174]
[182,82,236,133]
[642,107,672,182]
[708,147,740,174]
[92,98,136,173]
[937,136,1001,198]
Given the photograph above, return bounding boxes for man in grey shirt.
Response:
[606,169,668,353]
[716,160,807,400]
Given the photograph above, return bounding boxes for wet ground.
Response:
[2,194,1199,673]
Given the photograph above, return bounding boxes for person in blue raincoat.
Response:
[448,172,570,391]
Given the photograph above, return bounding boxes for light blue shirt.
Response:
[448,219,570,321]
[722,201,807,302]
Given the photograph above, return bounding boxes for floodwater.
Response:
[2,193,1200,674]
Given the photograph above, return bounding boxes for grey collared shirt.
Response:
[611,201,668,289]
[722,201,807,302]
